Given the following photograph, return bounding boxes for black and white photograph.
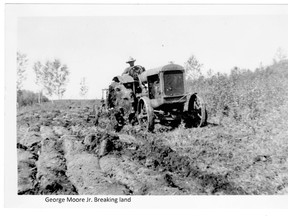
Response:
[4,2,288,209]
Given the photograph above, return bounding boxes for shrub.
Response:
[187,60,288,123]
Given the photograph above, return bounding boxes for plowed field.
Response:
[17,100,288,195]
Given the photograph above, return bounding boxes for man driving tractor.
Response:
[122,56,136,75]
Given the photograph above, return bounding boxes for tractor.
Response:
[94,63,207,132]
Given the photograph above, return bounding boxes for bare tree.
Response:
[17,52,28,91]
[79,77,89,99]
[34,59,69,101]
[207,68,214,78]
[34,61,52,103]
[273,47,287,63]
[184,54,203,80]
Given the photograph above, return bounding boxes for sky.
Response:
[17,12,288,99]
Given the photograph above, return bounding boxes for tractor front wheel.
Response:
[186,94,207,128]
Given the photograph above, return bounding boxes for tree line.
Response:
[17,47,287,107]
[17,52,89,106]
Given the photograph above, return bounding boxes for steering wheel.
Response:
[128,65,145,79]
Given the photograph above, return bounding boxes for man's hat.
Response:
[126,56,136,63]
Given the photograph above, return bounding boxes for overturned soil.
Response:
[17,100,288,195]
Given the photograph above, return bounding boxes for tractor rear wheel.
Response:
[137,97,154,132]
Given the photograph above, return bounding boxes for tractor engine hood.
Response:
[139,63,185,83]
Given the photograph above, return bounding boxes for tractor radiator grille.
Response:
[163,71,184,96]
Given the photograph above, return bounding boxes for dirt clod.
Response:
[17,100,288,195]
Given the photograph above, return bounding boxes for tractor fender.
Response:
[184,93,195,112]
